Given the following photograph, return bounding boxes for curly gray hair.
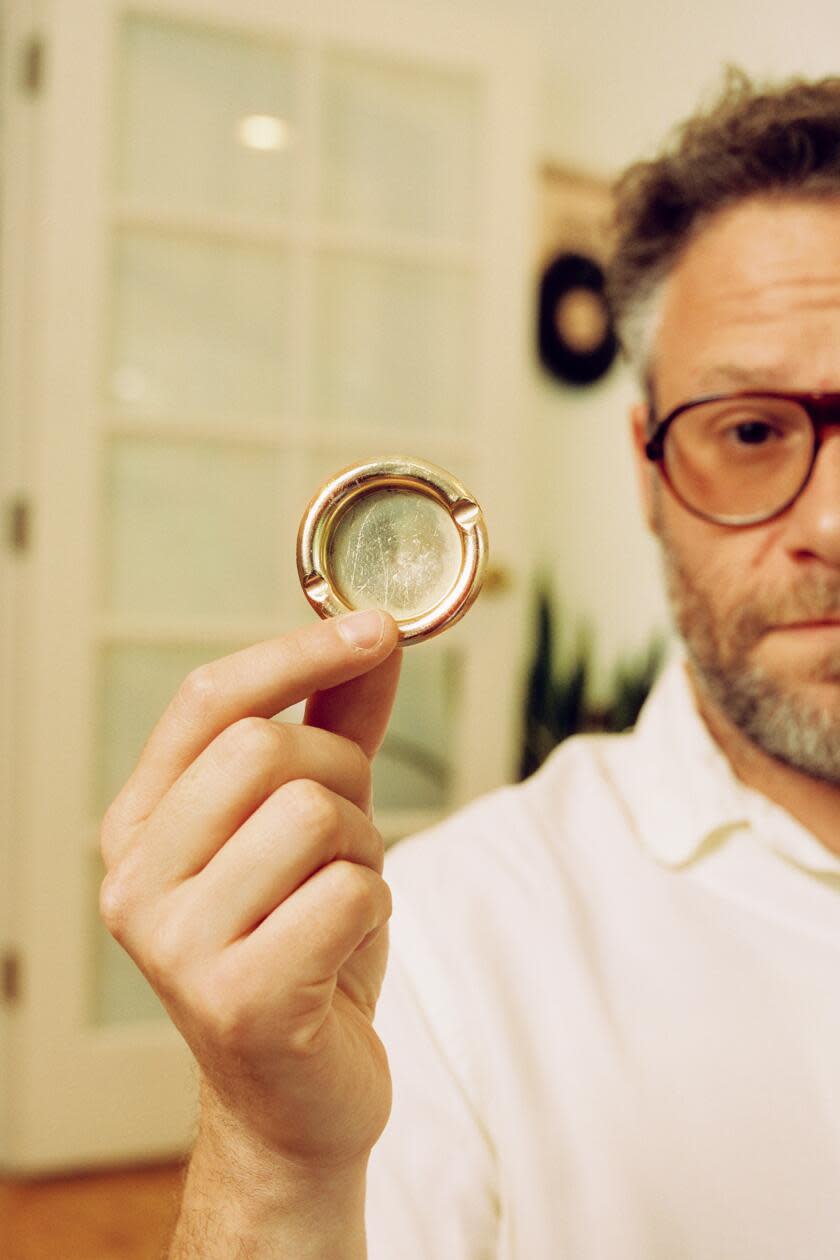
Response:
[605,67,840,398]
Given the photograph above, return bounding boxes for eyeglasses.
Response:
[645,390,840,526]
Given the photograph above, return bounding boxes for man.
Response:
[100,70,840,1258]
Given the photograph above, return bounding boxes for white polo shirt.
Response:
[366,659,840,1260]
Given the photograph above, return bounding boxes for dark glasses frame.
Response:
[644,389,840,525]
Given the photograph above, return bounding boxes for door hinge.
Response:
[1,951,21,1005]
[20,36,46,96]
[7,497,31,552]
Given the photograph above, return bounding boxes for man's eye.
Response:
[729,420,776,445]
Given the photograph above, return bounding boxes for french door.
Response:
[0,0,535,1170]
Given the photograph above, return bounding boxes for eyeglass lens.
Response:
[664,396,816,522]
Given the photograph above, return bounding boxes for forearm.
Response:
[168,1109,369,1259]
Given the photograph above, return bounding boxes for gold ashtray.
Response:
[297,456,488,645]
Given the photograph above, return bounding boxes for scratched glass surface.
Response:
[327,487,463,619]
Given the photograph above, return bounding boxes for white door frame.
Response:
[0,0,48,1164]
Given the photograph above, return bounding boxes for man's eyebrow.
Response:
[690,362,795,391]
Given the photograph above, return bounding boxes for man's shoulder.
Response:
[377,727,654,1076]
[383,725,641,906]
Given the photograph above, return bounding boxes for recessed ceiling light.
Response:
[236,114,293,152]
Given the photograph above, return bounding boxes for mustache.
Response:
[732,575,840,641]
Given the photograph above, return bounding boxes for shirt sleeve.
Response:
[365,932,500,1260]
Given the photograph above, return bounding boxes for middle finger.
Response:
[125,719,372,888]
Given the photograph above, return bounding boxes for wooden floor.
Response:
[1,1162,184,1260]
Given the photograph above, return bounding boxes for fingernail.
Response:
[337,609,386,651]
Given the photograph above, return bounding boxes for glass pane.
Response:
[321,52,480,239]
[328,487,464,620]
[90,851,167,1027]
[95,640,246,821]
[116,16,298,216]
[313,255,475,432]
[102,437,282,621]
[373,645,460,812]
[108,232,295,419]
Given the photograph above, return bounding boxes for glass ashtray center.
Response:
[297,455,489,645]
[326,486,463,621]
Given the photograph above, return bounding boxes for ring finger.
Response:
[176,782,384,948]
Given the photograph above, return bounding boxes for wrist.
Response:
[173,1084,369,1258]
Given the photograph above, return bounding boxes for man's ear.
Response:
[630,401,657,534]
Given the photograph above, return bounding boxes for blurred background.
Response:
[1,0,838,1252]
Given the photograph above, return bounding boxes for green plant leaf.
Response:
[518,580,664,777]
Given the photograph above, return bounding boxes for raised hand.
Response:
[99,609,402,1188]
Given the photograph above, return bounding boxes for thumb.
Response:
[303,615,403,760]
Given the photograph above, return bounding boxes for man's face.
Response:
[634,196,840,784]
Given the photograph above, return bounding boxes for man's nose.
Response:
[786,426,840,565]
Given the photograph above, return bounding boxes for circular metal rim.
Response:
[296,456,488,645]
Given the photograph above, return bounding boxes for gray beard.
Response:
[658,535,840,786]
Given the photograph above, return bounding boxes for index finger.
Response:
[109,609,399,826]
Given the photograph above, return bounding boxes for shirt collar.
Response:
[628,652,840,875]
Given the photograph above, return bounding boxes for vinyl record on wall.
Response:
[536,163,618,388]
[537,250,618,386]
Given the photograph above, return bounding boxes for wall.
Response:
[396,0,840,695]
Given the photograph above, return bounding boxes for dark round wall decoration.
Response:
[537,250,618,386]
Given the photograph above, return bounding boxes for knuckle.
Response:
[285,778,341,838]
[98,869,131,938]
[175,663,220,721]
[146,908,191,983]
[332,859,377,914]
[382,878,394,923]
[224,715,287,764]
